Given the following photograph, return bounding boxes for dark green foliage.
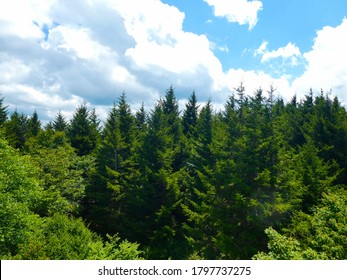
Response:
[53,111,68,132]
[5,110,29,149]
[182,91,199,138]
[135,102,147,131]
[68,103,98,156]
[28,110,41,137]
[1,87,346,260]
[0,95,8,126]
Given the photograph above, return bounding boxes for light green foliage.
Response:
[11,214,143,260]
[253,227,304,260]
[31,145,93,215]
[0,138,42,257]
[254,189,347,259]
[0,136,141,260]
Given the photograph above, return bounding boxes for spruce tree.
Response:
[53,111,68,132]
[68,103,96,156]
[162,86,181,142]
[182,91,199,138]
[28,110,41,137]
[162,86,184,171]
[5,110,29,149]
[182,100,218,259]
[0,95,8,126]
[135,102,147,131]
[117,92,135,166]
[89,108,101,152]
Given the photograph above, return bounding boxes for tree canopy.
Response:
[1,86,346,259]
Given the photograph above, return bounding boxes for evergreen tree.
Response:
[101,103,121,172]
[141,100,186,259]
[28,110,41,137]
[0,95,8,126]
[182,91,199,138]
[68,103,96,156]
[182,100,218,259]
[117,92,135,166]
[53,111,68,132]
[162,86,185,171]
[5,110,29,149]
[83,103,120,236]
[135,102,147,131]
[89,108,101,152]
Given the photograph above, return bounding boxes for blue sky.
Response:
[163,0,346,77]
[0,0,347,121]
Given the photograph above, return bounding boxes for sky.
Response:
[0,0,347,122]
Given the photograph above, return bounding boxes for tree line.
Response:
[1,85,347,259]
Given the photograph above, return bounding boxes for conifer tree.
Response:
[142,100,186,259]
[135,102,147,131]
[89,108,101,152]
[0,95,8,126]
[117,92,135,167]
[28,110,41,137]
[102,103,121,172]
[83,103,120,235]
[53,111,68,132]
[162,86,185,171]
[182,91,199,138]
[182,100,218,259]
[5,110,29,149]
[68,103,96,156]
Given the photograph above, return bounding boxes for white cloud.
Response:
[112,0,226,93]
[0,57,32,83]
[203,0,263,30]
[0,0,210,120]
[255,41,301,66]
[0,0,54,38]
[255,40,268,55]
[209,41,230,53]
[1,0,346,124]
[292,18,347,104]
[44,26,112,61]
[0,0,159,121]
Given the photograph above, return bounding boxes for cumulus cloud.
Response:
[112,0,226,93]
[203,0,263,30]
[292,18,347,104]
[0,0,229,121]
[255,41,302,66]
[1,0,346,123]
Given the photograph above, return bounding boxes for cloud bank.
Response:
[0,0,346,122]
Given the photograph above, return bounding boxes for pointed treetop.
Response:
[182,91,199,137]
[53,111,68,132]
[0,95,8,126]
[135,102,147,130]
[163,85,179,116]
[29,110,42,136]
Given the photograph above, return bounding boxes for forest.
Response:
[0,84,347,260]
